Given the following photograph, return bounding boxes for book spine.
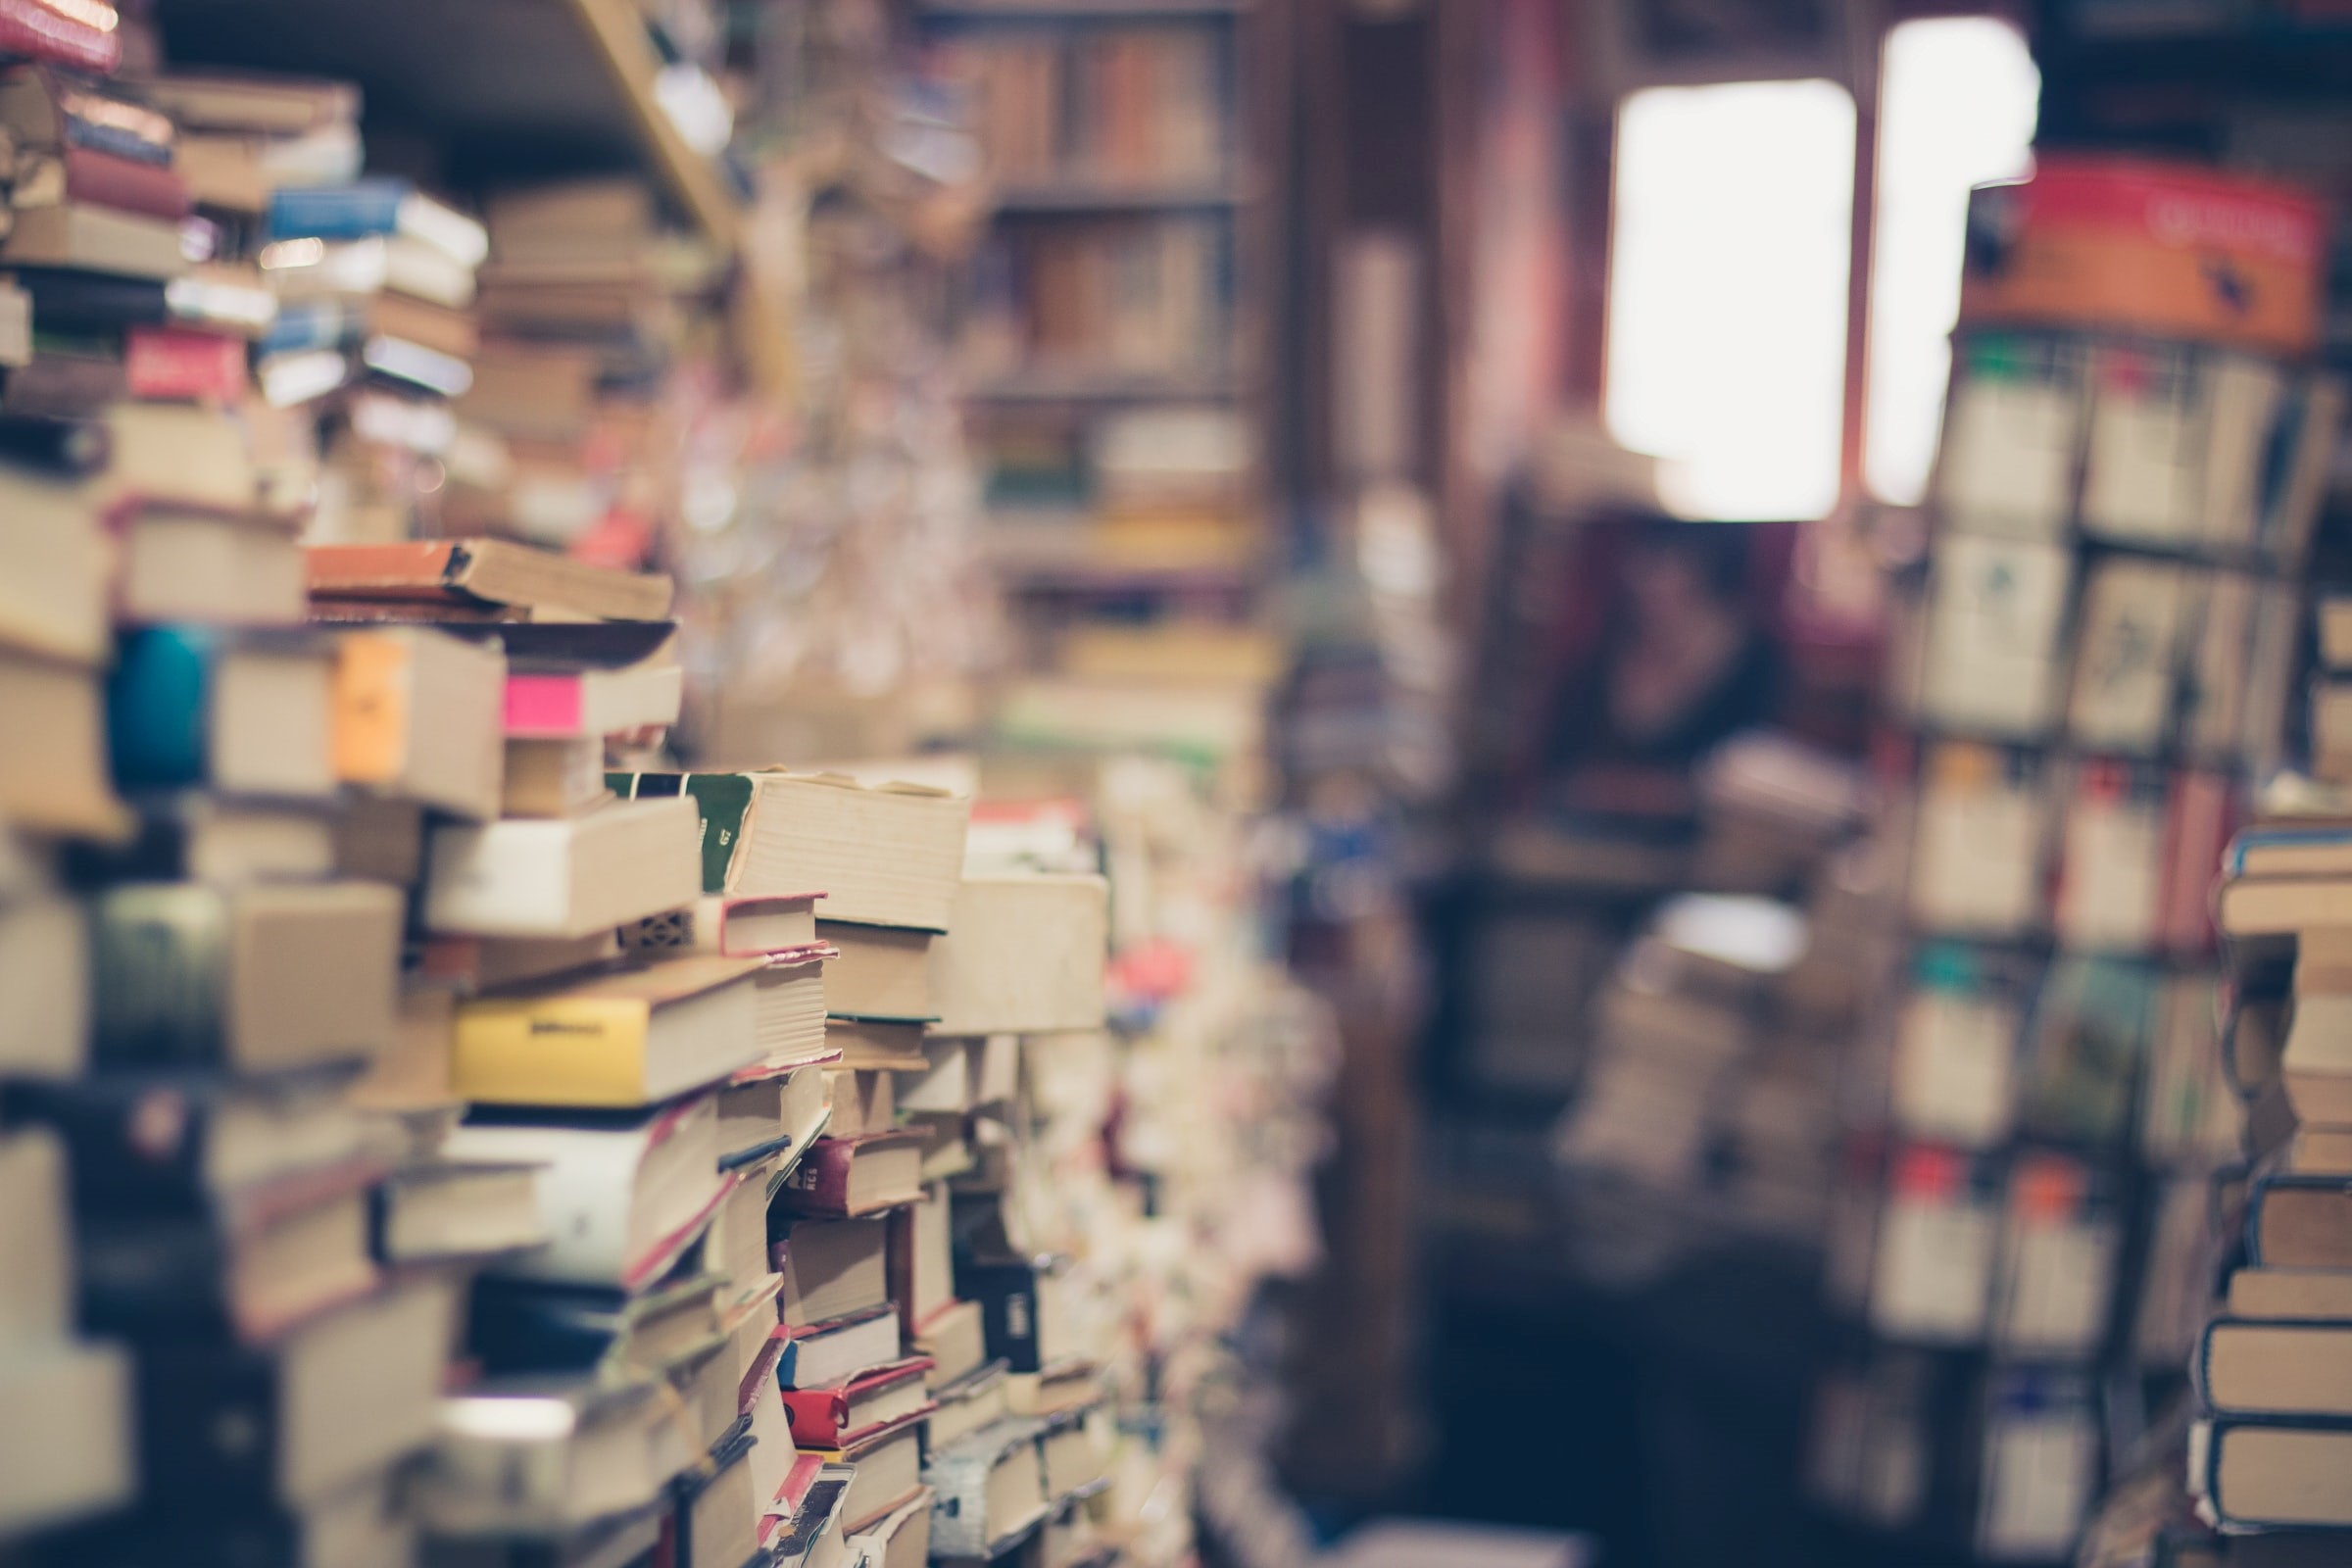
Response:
[774,1140,856,1217]
[87,884,232,1068]
[65,145,194,220]
[77,1218,253,1341]
[964,1262,1044,1374]
[449,998,654,1109]
[0,0,124,75]
[265,179,405,243]
[921,1440,1011,1558]
[505,672,587,737]
[123,325,248,402]
[608,771,755,894]
[776,1386,852,1447]
[106,625,220,789]
[135,1343,281,1502]
[13,269,170,336]
[62,113,168,170]
[259,301,345,358]
[328,629,419,790]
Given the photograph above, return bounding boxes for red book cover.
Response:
[0,0,122,74]
[774,1131,923,1219]
[124,325,247,402]
[65,144,193,220]
[776,1355,936,1447]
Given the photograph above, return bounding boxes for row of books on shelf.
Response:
[0,23,721,562]
[1932,331,2339,564]
[932,26,1230,191]
[1873,945,2238,1156]
[1810,1351,2104,1562]
[1897,535,2303,762]
[1893,741,2239,952]
[961,217,1227,389]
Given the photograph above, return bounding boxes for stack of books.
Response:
[0,14,466,1561]
[142,65,485,547]
[2193,762,2352,1546]
[1808,207,2343,1559]
[935,25,1227,191]
[455,178,719,549]
[597,767,981,1556]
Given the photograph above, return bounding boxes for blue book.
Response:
[265,178,487,270]
[2227,824,2352,878]
[106,626,334,798]
[257,299,354,357]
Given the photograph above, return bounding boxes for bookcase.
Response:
[915,0,1274,655]
[1803,158,2342,1564]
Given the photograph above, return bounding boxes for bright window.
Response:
[1604,79,1856,521]
[1862,18,2041,506]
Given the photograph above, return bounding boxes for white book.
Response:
[423,796,700,939]
[1890,984,2017,1147]
[2082,355,2203,546]
[1918,534,2071,737]
[444,1095,725,1289]
[927,874,1107,1037]
[1936,367,2082,538]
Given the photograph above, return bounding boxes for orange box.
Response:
[1959,156,2328,358]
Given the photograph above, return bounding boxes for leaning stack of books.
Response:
[601,767,976,1559]
[298,538,783,1564]
[919,869,1115,1562]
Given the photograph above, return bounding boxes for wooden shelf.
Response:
[917,0,1249,18]
[155,0,742,252]
[964,368,1239,403]
[992,178,1247,213]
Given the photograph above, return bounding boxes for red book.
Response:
[776,1355,936,1447]
[0,0,122,73]
[63,144,192,220]
[124,325,248,402]
[774,1131,924,1219]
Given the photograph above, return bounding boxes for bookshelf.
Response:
[153,0,743,250]
[920,0,1276,625]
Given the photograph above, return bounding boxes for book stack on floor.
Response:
[1808,156,2342,1567]
[0,37,459,1568]
[297,540,819,1567]
[2176,756,2352,1552]
[600,766,975,1561]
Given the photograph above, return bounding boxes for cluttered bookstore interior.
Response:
[3,0,2352,1567]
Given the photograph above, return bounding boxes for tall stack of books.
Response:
[0,10,472,1561]
[0,6,150,1545]
[598,766,977,1560]
[2185,758,2352,1548]
[1808,156,2343,1566]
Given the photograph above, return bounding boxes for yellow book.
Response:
[453,954,764,1107]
